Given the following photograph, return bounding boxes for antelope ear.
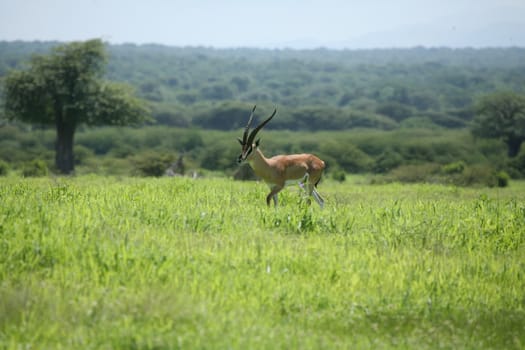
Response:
[255,138,261,147]
[237,137,243,145]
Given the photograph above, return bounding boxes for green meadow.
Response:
[0,176,524,349]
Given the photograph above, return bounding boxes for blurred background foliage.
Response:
[1,41,525,184]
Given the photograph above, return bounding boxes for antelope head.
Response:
[237,105,277,164]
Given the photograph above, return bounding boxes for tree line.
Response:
[2,41,525,131]
[108,44,524,132]
[1,40,525,184]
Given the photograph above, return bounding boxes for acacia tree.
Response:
[471,91,525,157]
[3,39,149,174]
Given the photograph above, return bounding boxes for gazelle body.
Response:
[237,106,325,207]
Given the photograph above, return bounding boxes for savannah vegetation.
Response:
[0,176,524,349]
[1,41,525,182]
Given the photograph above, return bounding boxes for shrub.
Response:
[508,146,525,177]
[76,129,124,155]
[373,148,404,173]
[320,141,372,173]
[331,170,346,182]
[108,144,136,158]
[441,161,466,175]
[496,171,510,187]
[0,160,10,176]
[399,116,440,129]
[388,163,441,183]
[453,165,498,187]
[386,162,506,188]
[153,110,191,127]
[0,141,32,163]
[131,152,175,177]
[198,141,238,171]
[22,160,49,177]
[74,145,95,165]
[233,163,257,181]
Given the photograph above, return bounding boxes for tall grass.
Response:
[1,176,524,349]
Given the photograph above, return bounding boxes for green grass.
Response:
[1,176,524,349]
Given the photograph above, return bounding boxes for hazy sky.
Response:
[1,0,524,48]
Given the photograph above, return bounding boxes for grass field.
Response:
[0,175,524,349]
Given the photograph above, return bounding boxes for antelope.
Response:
[237,105,325,208]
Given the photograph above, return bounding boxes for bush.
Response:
[331,170,346,182]
[108,144,136,158]
[198,141,239,171]
[385,163,505,188]
[233,163,257,181]
[74,145,95,165]
[508,146,525,177]
[320,141,372,173]
[0,160,10,176]
[0,141,33,163]
[373,148,404,173]
[22,160,49,177]
[153,110,190,127]
[496,171,510,187]
[441,161,466,174]
[76,129,124,155]
[388,164,441,183]
[399,116,440,129]
[131,152,175,177]
[451,165,498,187]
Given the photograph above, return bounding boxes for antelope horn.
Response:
[241,105,257,144]
[247,108,277,146]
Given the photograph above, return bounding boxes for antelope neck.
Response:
[248,148,271,176]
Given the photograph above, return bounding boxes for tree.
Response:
[3,39,149,174]
[192,101,254,130]
[471,92,525,157]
